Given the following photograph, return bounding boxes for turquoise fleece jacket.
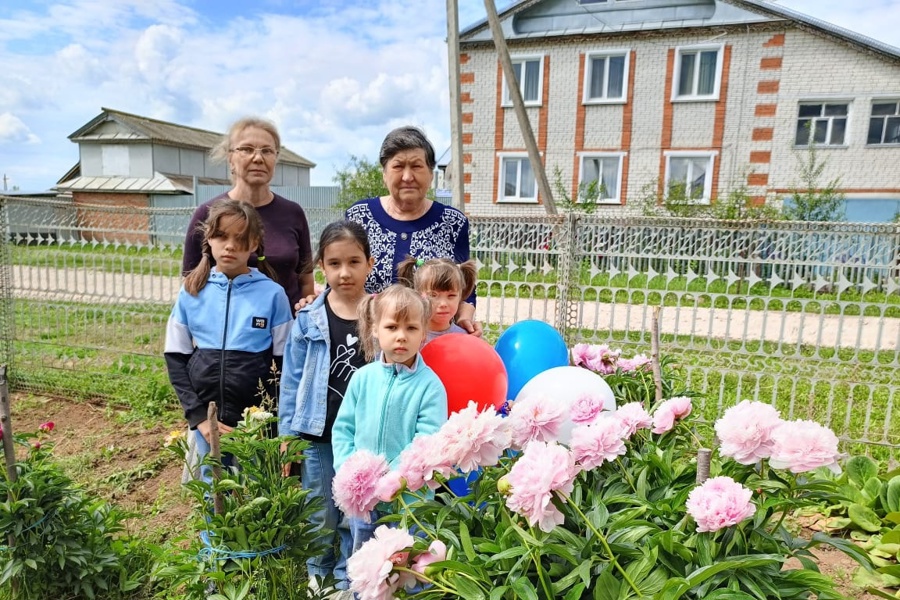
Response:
[332,354,448,473]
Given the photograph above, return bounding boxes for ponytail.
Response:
[255,238,279,285]
[357,294,379,362]
[457,259,478,301]
[184,238,213,296]
[395,255,419,288]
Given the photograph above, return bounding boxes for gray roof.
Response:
[460,0,900,62]
[56,172,231,194]
[69,108,316,168]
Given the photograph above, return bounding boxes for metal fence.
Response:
[3,196,900,458]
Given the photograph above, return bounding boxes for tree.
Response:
[551,166,602,213]
[782,139,845,222]
[332,155,387,210]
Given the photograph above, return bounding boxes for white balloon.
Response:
[514,366,616,444]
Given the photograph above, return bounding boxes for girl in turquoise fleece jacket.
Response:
[332,284,448,553]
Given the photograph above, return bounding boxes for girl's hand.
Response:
[457,318,483,338]
[196,420,234,443]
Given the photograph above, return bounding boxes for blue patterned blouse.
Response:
[346,197,475,305]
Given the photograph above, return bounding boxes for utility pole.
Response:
[483,0,557,215]
[446,0,466,211]
[2,174,7,192]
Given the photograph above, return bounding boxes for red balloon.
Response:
[420,335,508,415]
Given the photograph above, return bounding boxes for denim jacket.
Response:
[278,291,332,437]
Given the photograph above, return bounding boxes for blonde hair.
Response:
[357,285,431,361]
[210,116,282,181]
[183,199,278,295]
[396,256,477,300]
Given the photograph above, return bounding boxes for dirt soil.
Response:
[9,393,191,541]
[4,394,893,598]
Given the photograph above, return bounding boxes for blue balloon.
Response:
[494,320,569,400]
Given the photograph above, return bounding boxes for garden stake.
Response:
[207,402,225,516]
[0,364,17,558]
[651,306,663,404]
[0,365,16,484]
[696,448,712,484]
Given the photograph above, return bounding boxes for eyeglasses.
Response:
[230,146,278,158]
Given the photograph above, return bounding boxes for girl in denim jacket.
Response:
[278,220,373,593]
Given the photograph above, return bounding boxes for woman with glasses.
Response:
[182,116,315,309]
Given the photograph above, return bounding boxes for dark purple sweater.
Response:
[182,193,313,308]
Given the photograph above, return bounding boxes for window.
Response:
[584,51,629,103]
[795,102,848,146]
[499,155,537,202]
[503,56,543,106]
[673,45,723,100]
[579,154,624,204]
[665,152,716,204]
[867,101,900,145]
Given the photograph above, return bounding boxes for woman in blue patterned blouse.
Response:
[345,126,481,336]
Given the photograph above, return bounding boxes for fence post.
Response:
[0,196,13,377]
[207,403,225,516]
[554,212,580,346]
[1,365,17,556]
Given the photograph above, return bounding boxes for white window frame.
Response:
[578,152,626,204]
[583,50,630,104]
[501,55,544,107]
[497,152,539,203]
[672,44,724,102]
[664,151,717,205]
[867,99,900,146]
[794,99,851,147]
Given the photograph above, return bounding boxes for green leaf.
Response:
[451,573,487,600]
[847,456,879,487]
[489,587,508,600]
[593,568,621,600]
[849,503,883,533]
[886,476,900,513]
[881,528,900,545]
[703,591,756,600]
[864,477,884,504]
[459,520,477,562]
[810,532,874,568]
[884,511,900,525]
[511,577,539,600]
[564,583,586,600]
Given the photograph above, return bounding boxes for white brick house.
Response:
[458,0,900,220]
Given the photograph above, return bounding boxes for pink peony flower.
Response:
[686,476,756,533]
[508,393,566,449]
[618,353,651,372]
[32,441,41,450]
[396,434,456,491]
[769,419,841,474]
[570,418,628,470]
[333,450,390,522]
[412,540,447,577]
[347,525,417,600]
[569,393,606,426]
[38,421,54,433]
[651,396,693,434]
[438,401,511,473]
[374,471,404,502]
[584,344,621,375]
[571,343,594,367]
[505,441,578,532]
[614,402,653,437]
[715,401,783,465]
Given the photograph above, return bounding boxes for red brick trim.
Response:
[620,49,637,205]
[460,92,473,104]
[757,80,780,94]
[754,103,777,117]
[460,53,470,64]
[749,151,771,164]
[760,57,782,70]
[573,53,586,199]
[752,127,774,141]
[763,33,785,47]
[460,72,475,84]
[658,49,676,198]
[493,62,504,204]
[710,44,731,201]
[747,173,769,186]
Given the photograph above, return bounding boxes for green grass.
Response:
[11,243,183,277]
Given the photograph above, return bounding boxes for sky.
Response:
[0,0,897,192]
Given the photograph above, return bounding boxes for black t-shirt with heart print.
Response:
[300,299,367,443]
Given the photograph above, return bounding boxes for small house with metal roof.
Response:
[457,0,900,220]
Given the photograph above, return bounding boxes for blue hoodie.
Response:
[164,267,293,428]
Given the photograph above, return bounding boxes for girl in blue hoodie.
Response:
[332,284,449,554]
[165,199,293,476]
[278,220,373,592]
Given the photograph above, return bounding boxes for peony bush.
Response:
[333,349,870,600]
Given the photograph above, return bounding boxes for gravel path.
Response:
[12,265,899,351]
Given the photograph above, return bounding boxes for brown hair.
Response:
[357,285,431,361]
[183,199,278,295]
[315,220,371,265]
[396,256,477,301]
[379,126,436,170]
[210,116,282,182]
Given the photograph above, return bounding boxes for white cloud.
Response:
[0,113,40,145]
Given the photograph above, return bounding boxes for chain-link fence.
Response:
[3,196,900,457]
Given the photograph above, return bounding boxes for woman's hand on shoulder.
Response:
[457,318,483,338]
[294,292,320,313]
